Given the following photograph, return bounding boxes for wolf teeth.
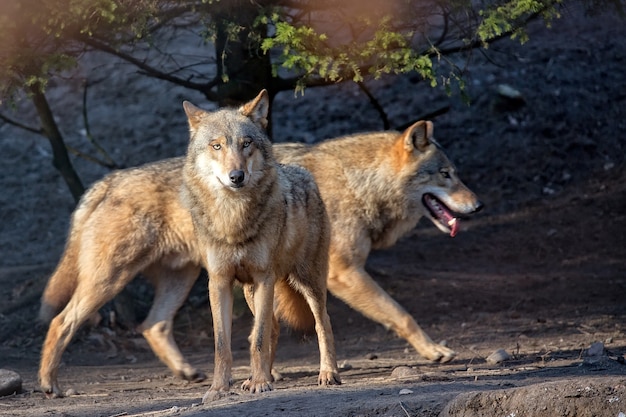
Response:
[447,218,457,227]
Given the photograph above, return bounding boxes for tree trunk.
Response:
[213,0,275,132]
[29,84,85,203]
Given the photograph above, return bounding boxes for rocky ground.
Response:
[0,2,625,416]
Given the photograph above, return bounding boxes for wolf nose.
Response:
[229,170,245,185]
[474,201,484,213]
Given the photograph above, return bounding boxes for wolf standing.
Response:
[181,90,341,401]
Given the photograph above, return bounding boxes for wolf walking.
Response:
[275,120,483,363]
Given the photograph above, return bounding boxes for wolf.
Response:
[274,120,483,364]
[38,96,481,398]
[38,91,341,399]
[180,90,340,401]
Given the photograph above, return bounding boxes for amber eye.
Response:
[212,143,221,150]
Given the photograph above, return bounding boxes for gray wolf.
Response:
[180,90,340,401]
[38,91,341,399]
[38,97,481,397]
[275,120,483,364]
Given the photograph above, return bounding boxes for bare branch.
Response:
[81,80,120,169]
[66,145,119,169]
[76,35,221,101]
[0,112,42,135]
[395,105,450,131]
[357,81,390,130]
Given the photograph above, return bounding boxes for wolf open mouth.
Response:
[422,193,459,237]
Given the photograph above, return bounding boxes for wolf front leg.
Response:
[327,261,456,363]
[202,275,235,403]
[242,283,281,378]
[241,274,275,393]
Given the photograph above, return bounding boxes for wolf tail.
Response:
[39,249,79,323]
[39,180,110,324]
[274,280,316,333]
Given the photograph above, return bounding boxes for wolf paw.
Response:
[318,370,342,386]
[41,381,64,399]
[241,377,273,393]
[179,368,206,383]
[423,343,456,363]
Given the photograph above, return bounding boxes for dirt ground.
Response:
[1,3,625,416]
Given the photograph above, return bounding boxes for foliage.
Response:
[0,0,158,100]
[262,17,436,95]
[0,0,581,102]
[0,0,617,201]
[477,0,562,43]
[258,0,567,95]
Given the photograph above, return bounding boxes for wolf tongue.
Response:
[448,217,459,238]
[439,207,459,237]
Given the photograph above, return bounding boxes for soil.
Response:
[1,3,625,416]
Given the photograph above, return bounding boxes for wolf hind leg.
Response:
[139,263,205,382]
[240,276,274,393]
[39,269,137,398]
[327,263,456,363]
[289,273,341,386]
[243,284,281,381]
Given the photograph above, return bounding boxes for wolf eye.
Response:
[212,143,221,150]
[243,139,252,148]
[440,169,451,179]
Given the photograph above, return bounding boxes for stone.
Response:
[391,366,420,378]
[586,342,604,357]
[0,369,22,397]
[486,349,511,364]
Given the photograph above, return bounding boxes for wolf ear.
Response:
[240,89,269,130]
[402,120,434,152]
[182,101,205,135]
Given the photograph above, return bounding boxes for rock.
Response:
[271,369,283,382]
[491,84,526,112]
[486,349,510,364]
[586,342,604,357]
[441,377,626,417]
[399,388,414,395]
[390,366,420,378]
[496,84,523,100]
[0,369,22,397]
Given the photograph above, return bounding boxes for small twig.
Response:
[399,401,412,417]
[81,80,120,169]
[66,145,118,169]
[0,112,42,135]
[357,81,390,130]
[395,105,450,131]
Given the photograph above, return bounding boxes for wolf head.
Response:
[183,90,272,191]
[398,121,483,237]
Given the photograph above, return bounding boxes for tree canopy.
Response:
[0,0,618,199]
[0,0,570,102]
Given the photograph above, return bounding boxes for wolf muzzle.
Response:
[229,170,245,187]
